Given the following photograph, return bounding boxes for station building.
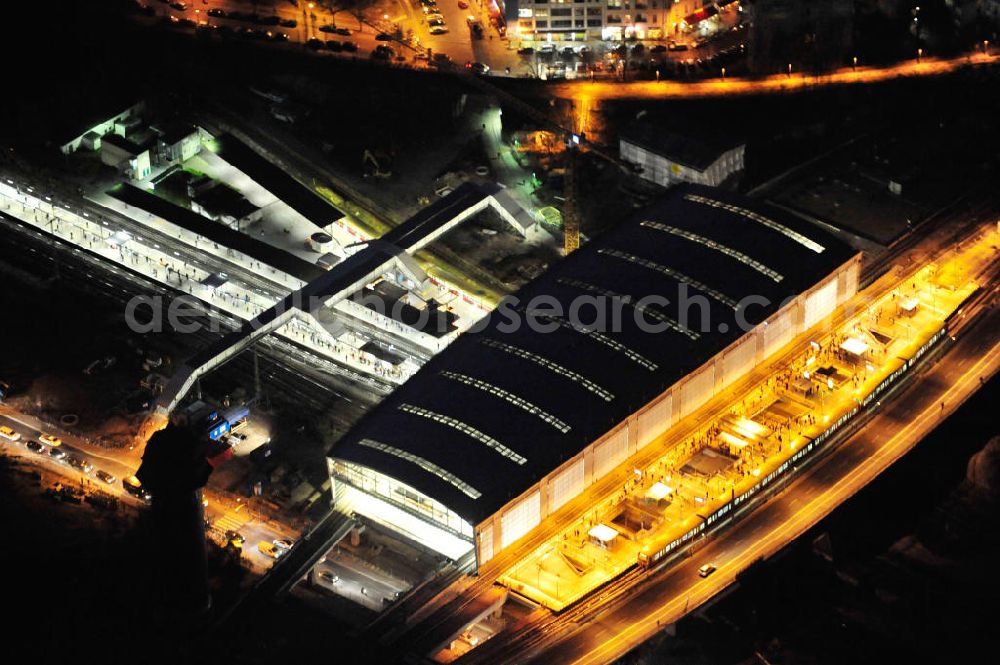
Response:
[328,185,860,568]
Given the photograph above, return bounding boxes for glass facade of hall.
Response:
[332,459,475,540]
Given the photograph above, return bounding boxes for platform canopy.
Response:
[840,337,870,356]
[900,297,920,312]
[719,431,751,449]
[588,523,619,543]
[645,482,674,501]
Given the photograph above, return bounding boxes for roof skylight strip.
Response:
[440,371,571,433]
[556,278,700,341]
[641,221,784,282]
[682,193,825,254]
[516,305,659,372]
[598,248,739,310]
[359,438,482,499]
[398,403,527,465]
[480,338,615,402]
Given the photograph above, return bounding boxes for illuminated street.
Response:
[552,52,999,100]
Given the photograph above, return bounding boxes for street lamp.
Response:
[787,62,792,77]
[852,55,857,71]
[917,47,923,62]
[721,66,726,79]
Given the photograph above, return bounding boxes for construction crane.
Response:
[563,141,580,254]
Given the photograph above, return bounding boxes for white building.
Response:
[620,122,744,188]
[60,101,145,155]
[100,134,153,181]
[513,0,738,43]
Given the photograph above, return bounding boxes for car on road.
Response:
[226,531,246,547]
[207,8,225,18]
[428,17,446,27]
[95,470,116,484]
[26,441,44,454]
[420,0,437,5]
[457,0,469,7]
[429,25,449,35]
[318,570,340,584]
[48,447,67,461]
[169,1,187,10]
[0,425,20,442]
[698,563,717,578]
[467,61,490,75]
[39,434,62,447]
[517,47,534,55]
[273,538,294,551]
[67,456,93,473]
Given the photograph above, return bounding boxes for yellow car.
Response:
[258,541,286,560]
[39,434,62,447]
[0,426,20,441]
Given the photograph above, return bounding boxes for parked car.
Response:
[258,541,286,559]
[273,538,294,551]
[340,41,358,52]
[467,61,490,75]
[335,27,351,36]
[318,24,336,33]
[122,475,152,503]
[457,0,469,7]
[375,33,393,41]
[306,37,324,49]
[26,441,45,454]
[279,18,297,28]
[95,470,117,484]
[517,47,534,55]
[49,447,67,461]
[318,570,340,584]
[371,44,394,60]
[67,456,94,473]
[325,40,343,51]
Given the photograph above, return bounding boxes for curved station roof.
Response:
[331,185,857,525]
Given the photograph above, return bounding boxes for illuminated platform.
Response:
[498,260,981,610]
